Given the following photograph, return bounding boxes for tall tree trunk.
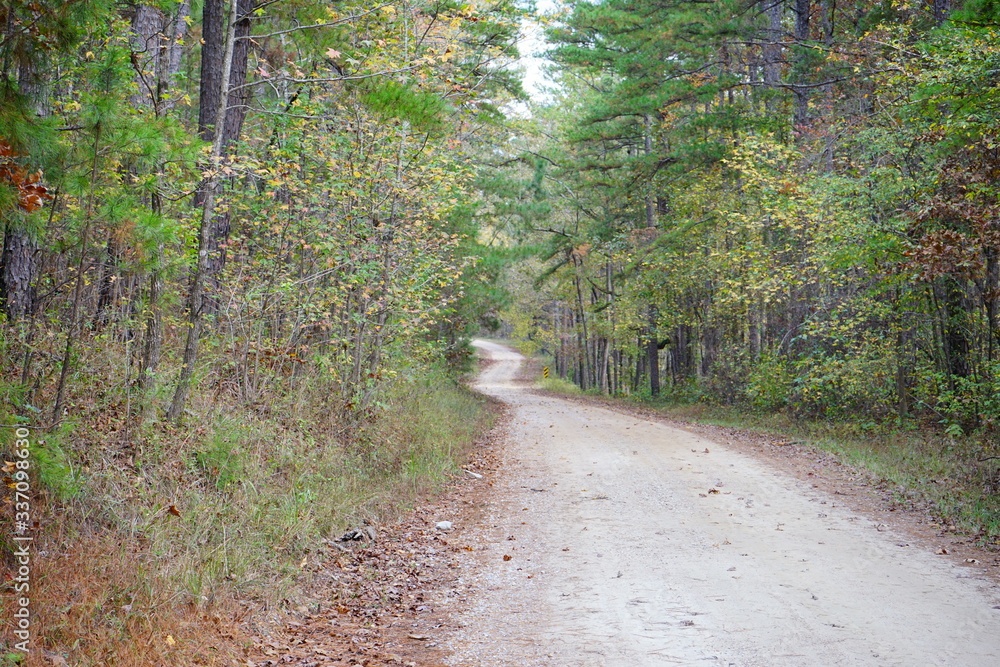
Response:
[647,305,660,397]
[91,240,127,330]
[932,0,951,25]
[793,0,810,129]
[197,0,255,308]
[643,114,656,228]
[985,242,999,363]
[895,307,909,420]
[942,277,971,380]
[0,229,37,320]
[168,0,241,421]
[821,0,836,171]
[126,2,189,419]
[748,300,761,359]
[762,0,784,89]
[128,1,190,112]
[53,126,102,424]
[1,59,44,323]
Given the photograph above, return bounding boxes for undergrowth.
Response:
[0,342,493,666]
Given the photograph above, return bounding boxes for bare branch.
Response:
[238,4,392,41]
[228,63,425,94]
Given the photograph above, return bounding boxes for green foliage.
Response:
[195,420,246,491]
[952,0,1000,24]
[538,376,582,395]
[28,430,80,501]
[743,355,793,413]
[0,0,527,658]
[358,79,451,134]
[508,0,1000,462]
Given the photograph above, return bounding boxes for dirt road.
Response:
[446,341,1000,666]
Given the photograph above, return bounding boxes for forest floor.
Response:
[240,407,512,667]
[242,342,1000,666]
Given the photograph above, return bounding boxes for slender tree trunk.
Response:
[168,0,240,421]
[821,0,836,171]
[53,126,102,424]
[158,1,190,112]
[635,337,645,393]
[647,305,660,397]
[92,240,125,330]
[643,114,655,228]
[985,243,999,363]
[942,277,971,379]
[128,2,188,419]
[748,300,761,359]
[197,0,255,308]
[895,315,909,420]
[793,0,811,129]
[137,192,165,419]
[574,271,589,390]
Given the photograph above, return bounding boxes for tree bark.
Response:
[0,229,37,320]
[762,0,784,89]
[168,0,241,421]
[647,305,660,397]
[643,114,655,228]
[821,0,836,171]
[793,0,810,128]
[1,54,44,323]
[129,1,190,113]
[197,0,255,306]
[942,277,970,379]
[125,2,189,418]
[932,0,951,25]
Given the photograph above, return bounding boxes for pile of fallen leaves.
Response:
[241,444,505,667]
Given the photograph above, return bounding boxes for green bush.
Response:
[788,347,896,419]
[742,354,793,412]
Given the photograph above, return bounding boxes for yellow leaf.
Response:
[165,635,176,646]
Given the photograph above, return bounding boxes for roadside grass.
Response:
[543,384,1000,548]
[538,377,582,395]
[0,343,494,665]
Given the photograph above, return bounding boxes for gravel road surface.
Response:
[446,340,1000,666]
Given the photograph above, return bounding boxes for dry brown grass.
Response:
[1,507,247,666]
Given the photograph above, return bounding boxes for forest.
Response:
[507,0,1000,436]
[2,0,1000,663]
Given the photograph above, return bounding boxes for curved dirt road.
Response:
[447,341,1000,666]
